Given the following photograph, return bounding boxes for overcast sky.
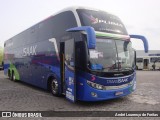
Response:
[0,0,160,50]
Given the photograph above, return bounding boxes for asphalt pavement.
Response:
[0,70,160,120]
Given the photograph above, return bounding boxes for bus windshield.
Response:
[89,38,135,72]
[136,58,143,63]
[77,9,128,35]
[150,57,160,63]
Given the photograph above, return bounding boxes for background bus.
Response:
[149,56,160,70]
[4,7,148,102]
[0,47,4,70]
[136,56,160,70]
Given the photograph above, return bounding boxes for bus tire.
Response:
[2,62,4,70]
[12,71,16,82]
[8,70,11,80]
[50,77,59,96]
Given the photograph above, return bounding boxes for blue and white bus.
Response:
[4,7,148,102]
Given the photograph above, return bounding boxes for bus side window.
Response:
[65,39,75,69]
[75,41,87,70]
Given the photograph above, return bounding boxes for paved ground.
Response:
[0,70,160,120]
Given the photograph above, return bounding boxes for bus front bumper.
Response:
[76,79,136,101]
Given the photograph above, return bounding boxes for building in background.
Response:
[136,50,160,57]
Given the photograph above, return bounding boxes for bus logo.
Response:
[118,78,128,83]
[83,13,98,24]
[106,78,128,84]
[83,13,123,27]
[23,45,37,57]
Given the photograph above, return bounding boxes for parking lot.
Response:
[0,70,160,119]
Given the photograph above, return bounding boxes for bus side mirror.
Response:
[130,35,149,53]
[66,26,96,49]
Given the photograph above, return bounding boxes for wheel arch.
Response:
[47,72,62,96]
[47,73,60,91]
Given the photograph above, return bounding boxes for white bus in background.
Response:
[149,56,160,70]
[136,56,160,70]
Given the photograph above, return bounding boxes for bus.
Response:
[136,56,160,70]
[0,47,4,70]
[150,56,160,70]
[4,7,148,102]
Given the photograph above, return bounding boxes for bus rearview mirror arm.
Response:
[130,35,149,53]
[66,26,96,49]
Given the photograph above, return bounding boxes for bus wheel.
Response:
[2,62,4,70]
[50,78,59,96]
[8,70,11,80]
[12,71,16,82]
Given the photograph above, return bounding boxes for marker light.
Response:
[91,92,98,97]
[87,80,103,90]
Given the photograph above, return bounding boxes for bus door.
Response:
[64,38,76,102]
[143,59,149,69]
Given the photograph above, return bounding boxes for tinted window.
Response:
[150,57,160,63]
[75,40,87,70]
[65,39,75,69]
[136,58,143,63]
[77,9,128,35]
[5,11,77,49]
[38,11,77,42]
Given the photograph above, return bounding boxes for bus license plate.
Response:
[115,91,123,96]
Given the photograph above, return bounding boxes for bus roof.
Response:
[4,6,118,44]
[53,6,113,15]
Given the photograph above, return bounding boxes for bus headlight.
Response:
[87,80,103,90]
[87,80,134,90]
[132,77,136,90]
[96,84,103,90]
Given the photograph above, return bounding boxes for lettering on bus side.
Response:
[23,45,37,57]
[106,78,128,84]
